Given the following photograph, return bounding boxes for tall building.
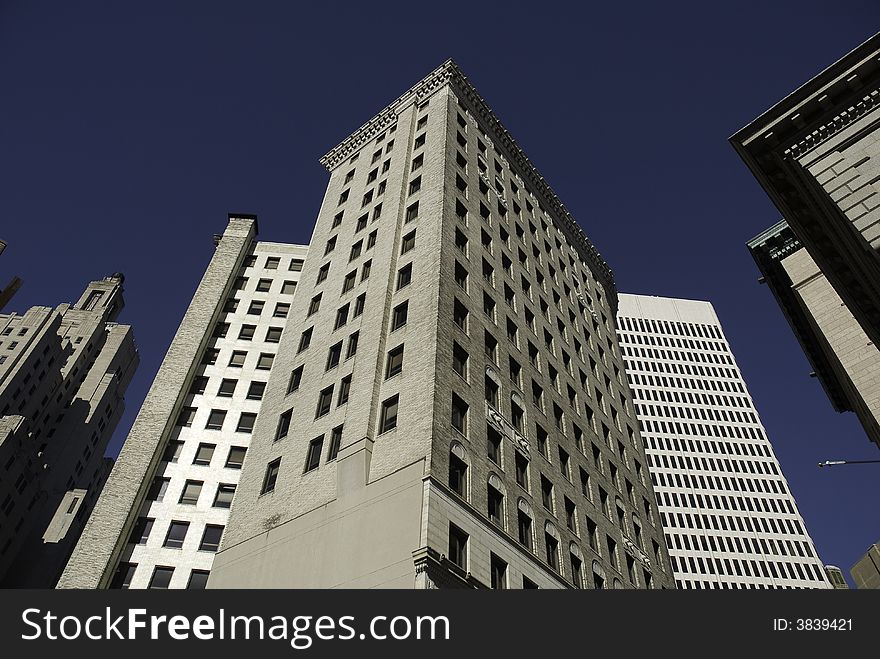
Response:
[733,33,880,450]
[183,60,676,590]
[748,221,880,448]
[850,541,880,588]
[824,564,850,589]
[0,274,137,587]
[58,216,307,590]
[616,294,830,589]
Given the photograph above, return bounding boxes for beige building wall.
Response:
[212,60,675,590]
[781,248,880,443]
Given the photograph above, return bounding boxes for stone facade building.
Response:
[58,216,307,589]
[850,541,880,588]
[204,61,675,589]
[617,294,830,589]
[734,33,880,450]
[0,275,137,586]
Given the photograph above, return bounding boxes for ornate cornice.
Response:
[318,59,617,303]
[785,87,880,159]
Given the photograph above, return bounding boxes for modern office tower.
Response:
[616,294,830,589]
[58,216,307,590]
[733,33,880,449]
[748,221,880,449]
[0,274,137,587]
[202,60,675,590]
[824,565,850,589]
[850,541,880,588]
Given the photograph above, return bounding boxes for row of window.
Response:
[669,552,824,583]
[129,517,226,551]
[201,348,275,370]
[241,254,303,272]
[110,563,209,590]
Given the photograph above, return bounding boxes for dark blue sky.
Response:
[2,2,878,584]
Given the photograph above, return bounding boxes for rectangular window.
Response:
[453,299,468,331]
[405,201,419,221]
[304,436,324,472]
[225,446,246,469]
[217,378,237,397]
[353,292,366,317]
[129,517,154,545]
[340,271,356,294]
[328,425,343,461]
[148,567,174,590]
[452,342,468,379]
[274,302,290,318]
[334,304,350,330]
[162,440,183,463]
[361,259,371,281]
[316,386,334,418]
[266,327,283,343]
[147,477,170,502]
[490,554,507,590]
[308,294,322,316]
[247,300,264,316]
[346,331,359,358]
[229,351,247,367]
[391,300,408,330]
[265,257,280,269]
[187,570,211,590]
[256,353,275,370]
[256,278,272,292]
[287,366,303,394]
[487,425,502,464]
[199,525,224,552]
[193,443,216,465]
[298,328,313,352]
[397,263,412,290]
[281,280,297,295]
[379,395,399,433]
[164,521,190,549]
[190,376,209,395]
[541,476,553,511]
[338,374,352,405]
[401,230,416,254]
[176,407,197,427]
[515,453,529,490]
[448,523,468,570]
[565,497,577,533]
[386,345,404,378]
[316,263,330,284]
[261,458,281,494]
[276,409,293,440]
[205,410,226,431]
[451,394,468,435]
[236,412,257,433]
[179,480,203,506]
[202,348,219,365]
[110,563,137,590]
[247,381,266,400]
[327,341,343,371]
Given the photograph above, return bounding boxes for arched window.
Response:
[487,473,506,528]
[517,498,534,551]
[569,543,584,588]
[544,521,560,573]
[449,441,469,499]
[591,560,606,590]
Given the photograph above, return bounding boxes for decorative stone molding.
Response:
[785,87,880,159]
[318,59,617,302]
